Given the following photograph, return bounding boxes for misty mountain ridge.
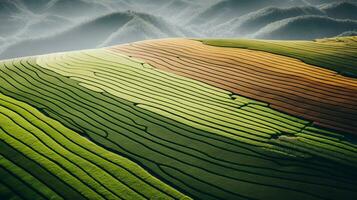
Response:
[99,11,196,46]
[304,0,356,5]
[0,11,191,59]
[0,1,28,37]
[21,0,110,17]
[211,6,325,37]
[1,0,357,59]
[254,15,357,40]
[320,1,357,19]
[338,30,357,36]
[188,0,313,26]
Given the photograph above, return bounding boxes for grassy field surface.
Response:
[199,36,357,77]
[0,37,356,199]
[0,92,189,200]
[113,38,357,135]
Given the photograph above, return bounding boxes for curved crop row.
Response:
[111,38,357,135]
[35,49,357,166]
[0,92,189,200]
[0,50,356,199]
[200,36,357,77]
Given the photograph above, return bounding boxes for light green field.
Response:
[0,92,190,200]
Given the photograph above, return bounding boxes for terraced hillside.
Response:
[0,37,357,200]
[114,38,357,135]
[200,37,357,77]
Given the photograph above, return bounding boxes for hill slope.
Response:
[0,91,188,199]
[0,37,357,199]
[200,36,357,77]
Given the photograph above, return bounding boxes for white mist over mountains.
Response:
[0,0,356,59]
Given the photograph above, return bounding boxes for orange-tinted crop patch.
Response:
[110,38,357,135]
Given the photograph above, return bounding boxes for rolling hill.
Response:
[0,36,356,199]
[200,36,357,77]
